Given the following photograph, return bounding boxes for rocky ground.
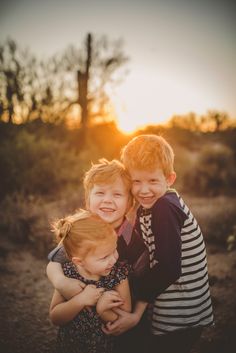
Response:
[0,239,235,353]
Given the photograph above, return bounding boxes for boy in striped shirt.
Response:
[107,134,214,353]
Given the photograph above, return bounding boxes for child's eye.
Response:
[114,193,122,197]
[132,180,140,184]
[100,254,109,260]
[95,191,104,195]
[150,179,158,183]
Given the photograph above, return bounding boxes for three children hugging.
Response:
[47,134,214,353]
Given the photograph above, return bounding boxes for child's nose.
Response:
[103,194,113,203]
[139,183,149,193]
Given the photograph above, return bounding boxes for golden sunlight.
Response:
[114,66,218,134]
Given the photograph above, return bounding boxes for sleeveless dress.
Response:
[57,261,130,353]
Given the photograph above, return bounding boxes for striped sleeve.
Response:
[150,193,214,335]
[133,199,186,302]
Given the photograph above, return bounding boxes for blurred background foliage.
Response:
[0,36,236,256]
[0,119,236,256]
[1,118,235,201]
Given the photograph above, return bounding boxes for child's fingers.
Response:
[104,296,124,305]
[105,321,118,330]
[102,324,112,335]
[110,307,124,315]
[108,300,124,308]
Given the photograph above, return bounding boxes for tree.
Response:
[0,39,57,123]
[0,39,25,123]
[0,34,128,127]
[59,33,129,129]
[200,111,233,131]
[168,111,235,132]
[77,33,91,129]
[168,112,201,131]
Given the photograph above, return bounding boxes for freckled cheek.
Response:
[131,185,138,195]
[91,196,102,206]
[122,198,129,211]
[89,203,98,213]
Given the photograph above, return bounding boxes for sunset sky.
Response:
[1,0,236,132]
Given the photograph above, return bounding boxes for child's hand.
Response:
[103,309,138,336]
[58,277,86,300]
[96,290,124,316]
[79,285,105,307]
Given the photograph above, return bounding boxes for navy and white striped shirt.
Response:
[135,190,214,335]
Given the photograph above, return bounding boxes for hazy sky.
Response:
[1,0,236,132]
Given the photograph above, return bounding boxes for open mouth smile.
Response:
[139,196,155,202]
[100,208,116,213]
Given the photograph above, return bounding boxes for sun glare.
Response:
[113,66,219,134]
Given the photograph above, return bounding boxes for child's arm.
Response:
[103,300,147,334]
[115,276,131,312]
[49,284,104,325]
[131,198,185,303]
[47,245,85,299]
[96,290,124,322]
[97,277,131,322]
[46,261,85,300]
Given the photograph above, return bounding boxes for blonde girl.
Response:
[49,210,131,353]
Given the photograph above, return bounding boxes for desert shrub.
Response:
[171,145,197,192]
[0,129,86,199]
[0,190,84,257]
[184,195,236,246]
[164,126,202,151]
[183,143,236,196]
[0,193,44,244]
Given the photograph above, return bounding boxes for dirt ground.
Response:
[0,239,235,353]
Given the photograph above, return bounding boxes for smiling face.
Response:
[130,168,176,209]
[88,176,130,229]
[74,237,119,280]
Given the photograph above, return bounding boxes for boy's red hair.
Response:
[121,134,175,177]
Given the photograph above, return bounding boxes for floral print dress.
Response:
[56,261,130,353]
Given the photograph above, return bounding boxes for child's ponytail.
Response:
[52,218,72,244]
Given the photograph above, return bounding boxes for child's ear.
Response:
[72,256,82,266]
[167,172,176,187]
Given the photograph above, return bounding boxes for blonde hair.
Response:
[83,158,132,208]
[51,209,117,260]
[121,134,175,177]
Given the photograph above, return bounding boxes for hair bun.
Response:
[61,219,72,238]
[54,218,72,241]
